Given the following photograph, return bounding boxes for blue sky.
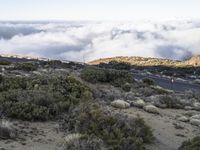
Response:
[0,0,199,20]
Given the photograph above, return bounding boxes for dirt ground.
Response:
[121,107,200,150]
[0,121,65,150]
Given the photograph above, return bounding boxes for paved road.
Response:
[131,73,200,92]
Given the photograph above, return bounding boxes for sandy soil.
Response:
[0,107,199,150]
[121,107,200,150]
[0,121,65,150]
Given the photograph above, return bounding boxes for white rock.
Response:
[190,119,200,126]
[193,102,200,110]
[191,114,200,120]
[111,100,130,109]
[132,99,146,108]
[144,105,159,114]
[177,116,189,122]
[184,106,193,110]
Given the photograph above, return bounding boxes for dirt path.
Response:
[121,107,200,150]
[0,121,64,150]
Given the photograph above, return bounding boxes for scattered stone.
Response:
[144,105,159,114]
[111,100,130,109]
[173,122,185,129]
[193,102,200,110]
[177,116,189,122]
[190,119,200,126]
[184,106,193,110]
[131,99,146,108]
[191,114,200,120]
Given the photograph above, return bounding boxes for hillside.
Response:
[89,56,200,67]
[186,55,200,66]
[0,56,199,150]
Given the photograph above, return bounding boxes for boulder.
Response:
[193,102,200,110]
[111,100,130,109]
[190,119,200,126]
[191,114,200,120]
[184,106,193,110]
[132,99,146,108]
[144,105,159,114]
[177,116,189,122]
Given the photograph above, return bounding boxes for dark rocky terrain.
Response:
[0,55,199,150]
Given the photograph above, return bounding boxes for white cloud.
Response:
[0,20,200,62]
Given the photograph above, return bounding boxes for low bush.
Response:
[108,61,132,70]
[0,75,92,121]
[159,96,184,109]
[14,62,38,71]
[63,134,107,150]
[81,67,133,88]
[179,136,200,150]
[0,60,11,65]
[142,78,154,85]
[0,76,28,92]
[0,120,17,139]
[65,103,154,150]
[122,83,132,92]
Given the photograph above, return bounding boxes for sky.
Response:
[0,0,199,21]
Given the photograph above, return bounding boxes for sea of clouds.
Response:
[0,20,200,62]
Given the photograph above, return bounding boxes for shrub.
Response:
[108,61,132,70]
[142,78,154,85]
[159,96,184,109]
[63,134,107,150]
[0,120,17,139]
[179,136,200,150]
[122,83,132,92]
[0,76,28,92]
[14,62,38,71]
[65,103,154,150]
[0,75,92,121]
[81,67,133,88]
[0,60,11,65]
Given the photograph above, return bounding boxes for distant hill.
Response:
[185,55,200,66]
[89,56,200,67]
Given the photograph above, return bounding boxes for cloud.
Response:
[0,20,200,62]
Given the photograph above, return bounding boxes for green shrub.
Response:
[179,136,200,150]
[159,96,184,109]
[142,78,154,85]
[108,61,132,70]
[63,135,107,150]
[81,67,133,88]
[66,103,154,150]
[122,83,132,92]
[0,75,92,121]
[14,62,38,71]
[0,76,28,92]
[0,60,11,65]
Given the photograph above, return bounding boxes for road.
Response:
[131,72,200,92]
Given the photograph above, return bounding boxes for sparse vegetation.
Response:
[65,103,154,150]
[0,120,16,139]
[122,83,132,92]
[159,96,184,109]
[179,136,200,150]
[0,75,92,121]
[0,60,11,65]
[81,66,134,88]
[14,62,38,71]
[142,78,154,85]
